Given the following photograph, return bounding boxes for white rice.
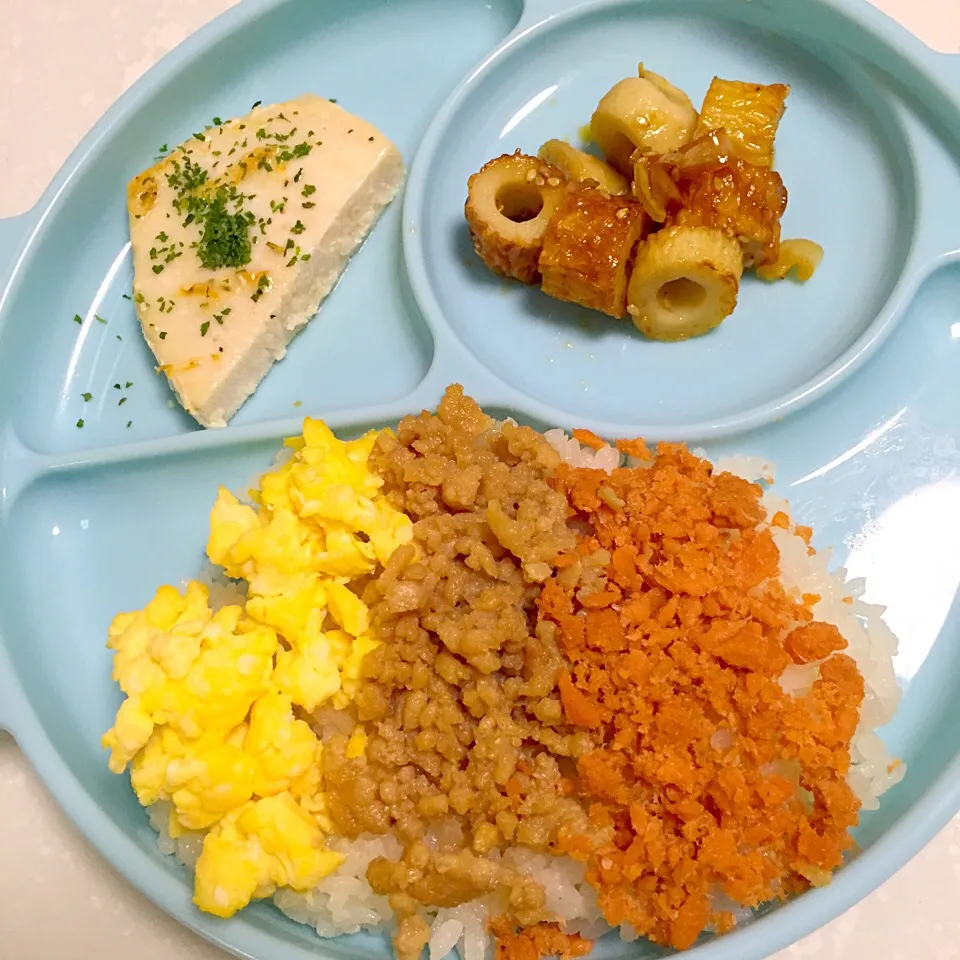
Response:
[275,834,401,938]
[500,849,608,939]
[150,804,608,960]
[277,842,610,960]
[149,431,903,956]
[764,506,905,807]
[543,429,621,472]
[428,900,495,960]
[710,453,777,485]
[148,802,205,869]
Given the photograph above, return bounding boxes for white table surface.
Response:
[1,1,959,959]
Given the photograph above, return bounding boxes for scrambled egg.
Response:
[207,419,408,711]
[194,793,344,918]
[102,420,411,917]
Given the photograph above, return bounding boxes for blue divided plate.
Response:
[1,0,959,958]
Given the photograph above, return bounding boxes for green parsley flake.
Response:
[159,331,168,339]
[200,321,210,337]
[119,397,127,406]
[81,392,93,402]
[95,315,107,324]
[277,141,312,164]
[73,313,82,325]
[302,184,316,197]
[76,418,84,428]
[122,294,132,301]
[291,220,306,235]
[251,274,271,303]
[167,155,208,196]
[168,157,257,272]
[195,189,256,271]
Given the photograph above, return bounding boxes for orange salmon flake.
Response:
[616,437,651,460]
[783,621,847,664]
[491,919,592,960]
[572,428,606,451]
[540,444,865,949]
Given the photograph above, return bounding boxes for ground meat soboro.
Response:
[321,386,601,957]
[539,443,864,949]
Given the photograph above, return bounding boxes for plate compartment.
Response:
[0,2,958,960]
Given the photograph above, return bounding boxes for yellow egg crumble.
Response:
[102,419,412,917]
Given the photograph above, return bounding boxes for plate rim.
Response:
[1,0,959,958]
